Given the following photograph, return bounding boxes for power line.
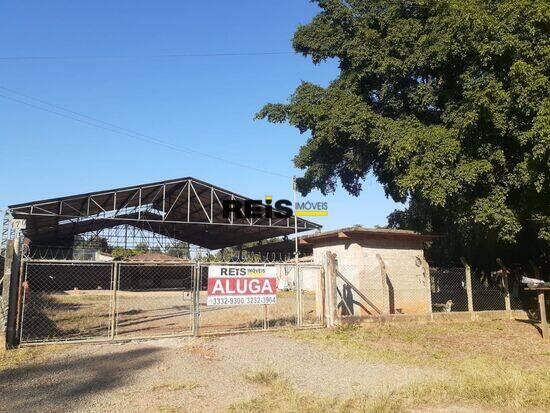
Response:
[0,51,295,61]
[0,86,292,179]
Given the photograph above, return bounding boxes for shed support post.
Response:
[325,252,338,327]
[461,257,475,321]
[418,256,433,321]
[316,267,325,325]
[376,254,389,315]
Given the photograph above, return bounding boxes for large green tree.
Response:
[257,0,549,265]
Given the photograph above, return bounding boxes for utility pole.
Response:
[293,176,299,262]
[293,176,301,326]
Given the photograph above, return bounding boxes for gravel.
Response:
[0,332,436,412]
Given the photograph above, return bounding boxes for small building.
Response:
[305,226,438,315]
[248,225,439,315]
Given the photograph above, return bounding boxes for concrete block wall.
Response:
[312,237,430,315]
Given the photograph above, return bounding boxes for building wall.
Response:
[312,237,430,315]
[277,265,322,293]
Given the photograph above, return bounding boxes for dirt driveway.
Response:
[0,332,435,412]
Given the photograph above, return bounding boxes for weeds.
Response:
[156,406,179,413]
[152,381,202,391]
[184,342,219,361]
[295,320,550,370]
[232,360,550,412]
[243,367,280,385]
[276,321,550,411]
[0,342,67,371]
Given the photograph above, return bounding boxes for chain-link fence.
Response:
[115,263,195,338]
[18,259,323,343]
[430,267,529,313]
[334,257,538,321]
[335,257,432,318]
[12,250,544,344]
[430,267,469,312]
[20,261,114,342]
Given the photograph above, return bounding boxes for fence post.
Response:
[316,266,326,325]
[496,258,512,318]
[192,263,200,336]
[110,263,119,339]
[2,240,15,345]
[325,252,338,327]
[4,239,22,347]
[460,257,475,321]
[537,291,548,340]
[375,254,388,315]
[296,265,303,328]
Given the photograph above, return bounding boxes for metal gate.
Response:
[20,261,115,342]
[115,262,196,338]
[19,260,324,344]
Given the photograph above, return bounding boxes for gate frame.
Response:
[19,259,116,344]
[194,262,309,336]
[115,261,196,339]
[13,259,326,346]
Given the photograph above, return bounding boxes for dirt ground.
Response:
[0,331,435,413]
[1,320,548,413]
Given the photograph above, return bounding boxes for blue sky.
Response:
[0,1,401,231]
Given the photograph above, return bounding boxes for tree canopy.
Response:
[257,0,549,265]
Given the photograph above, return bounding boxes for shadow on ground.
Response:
[515,317,545,338]
[0,347,162,412]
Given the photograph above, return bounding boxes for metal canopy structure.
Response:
[8,177,321,250]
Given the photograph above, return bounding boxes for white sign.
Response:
[11,219,26,230]
[207,265,278,306]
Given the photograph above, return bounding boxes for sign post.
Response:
[207,265,278,306]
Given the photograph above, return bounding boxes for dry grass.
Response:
[243,367,280,385]
[264,320,550,412]
[231,371,404,413]
[231,360,550,412]
[156,406,180,413]
[0,340,67,372]
[184,339,220,360]
[294,320,550,370]
[152,381,203,391]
